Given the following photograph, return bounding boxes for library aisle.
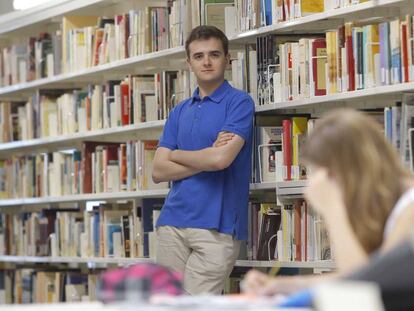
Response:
[0,0,412,309]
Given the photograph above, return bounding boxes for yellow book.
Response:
[326,31,338,94]
[62,16,99,73]
[300,0,324,16]
[366,24,380,88]
[292,117,308,180]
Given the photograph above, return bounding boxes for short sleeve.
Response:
[221,95,254,141]
[159,107,180,150]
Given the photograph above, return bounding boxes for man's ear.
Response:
[226,53,231,65]
[186,58,192,71]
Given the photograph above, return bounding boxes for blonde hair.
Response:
[303,108,412,254]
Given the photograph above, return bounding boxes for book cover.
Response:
[256,204,281,260]
[312,38,327,96]
[379,22,391,86]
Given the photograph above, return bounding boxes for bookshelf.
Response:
[0,0,413,302]
[230,0,407,42]
[0,1,411,99]
[0,255,334,270]
[0,189,169,207]
[256,82,414,112]
[0,120,165,158]
[0,182,286,207]
[0,0,168,35]
[0,47,186,99]
[235,260,334,269]
[276,181,307,197]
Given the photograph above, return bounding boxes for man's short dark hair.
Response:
[185,25,229,58]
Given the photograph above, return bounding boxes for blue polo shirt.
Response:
[155,80,254,240]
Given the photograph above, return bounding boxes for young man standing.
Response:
[152,25,254,295]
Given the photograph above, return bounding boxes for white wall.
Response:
[0,0,14,16]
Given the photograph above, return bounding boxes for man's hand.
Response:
[213,131,235,147]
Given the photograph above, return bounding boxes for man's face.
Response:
[186,37,229,84]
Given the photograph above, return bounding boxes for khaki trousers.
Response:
[155,226,241,295]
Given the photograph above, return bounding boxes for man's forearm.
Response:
[153,158,201,183]
[171,148,223,171]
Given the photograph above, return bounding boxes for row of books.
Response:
[0,199,163,259]
[252,107,400,184]
[277,199,330,262]
[231,0,368,35]
[252,115,310,183]
[0,71,190,143]
[0,140,166,199]
[0,204,138,258]
[0,0,378,89]
[0,197,330,264]
[1,31,62,86]
[2,103,407,200]
[62,8,171,73]
[388,93,414,168]
[0,270,97,303]
[0,2,196,86]
[247,200,331,262]
[250,17,414,105]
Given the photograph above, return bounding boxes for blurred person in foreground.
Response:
[243,108,414,296]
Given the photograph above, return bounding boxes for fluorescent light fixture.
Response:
[13,0,55,10]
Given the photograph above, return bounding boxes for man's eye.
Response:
[194,55,203,60]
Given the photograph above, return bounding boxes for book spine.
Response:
[282,119,292,181]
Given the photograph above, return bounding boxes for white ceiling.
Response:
[0,0,14,16]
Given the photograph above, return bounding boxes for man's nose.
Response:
[202,55,212,66]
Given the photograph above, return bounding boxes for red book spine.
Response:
[401,23,409,83]
[282,119,292,181]
[120,82,130,126]
[312,39,327,96]
[346,34,355,91]
[303,201,308,261]
[82,144,93,194]
[124,13,130,58]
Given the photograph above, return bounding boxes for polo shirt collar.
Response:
[191,80,230,104]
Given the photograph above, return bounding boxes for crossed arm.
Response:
[152,132,244,183]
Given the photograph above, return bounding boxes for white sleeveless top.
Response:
[383,187,414,238]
